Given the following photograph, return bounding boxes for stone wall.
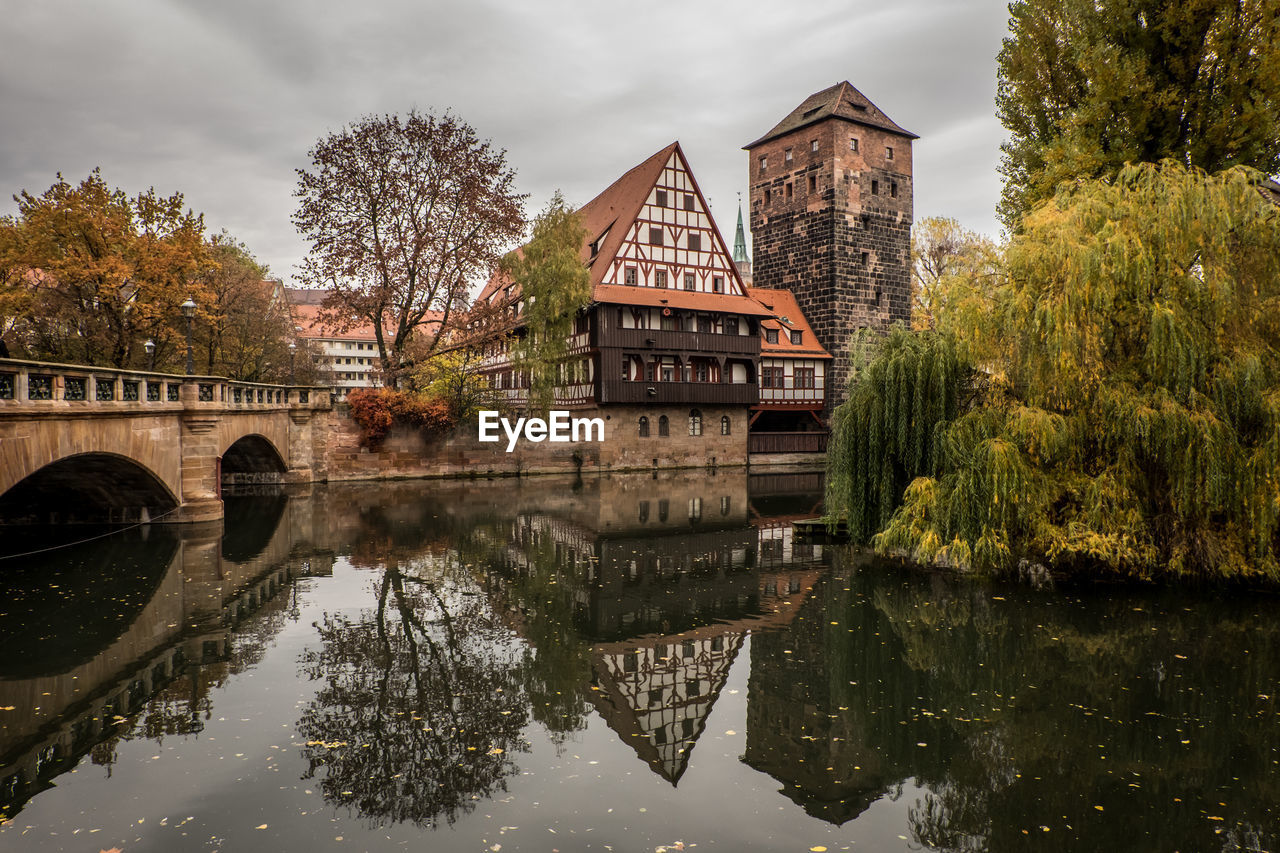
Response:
[321,404,751,481]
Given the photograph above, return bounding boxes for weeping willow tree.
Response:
[831,162,1280,580]
[501,191,591,411]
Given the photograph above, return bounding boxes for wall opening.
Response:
[0,453,179,526]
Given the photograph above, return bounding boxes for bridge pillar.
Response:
[179,414,225,522]
[284,406,329,483]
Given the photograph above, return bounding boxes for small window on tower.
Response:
[808,175,816,193]
[785,183,793,200]
[871,180,879,195]
[811,139,819,153]
[891,182,898,198]
[683,193,694,211]
[861,251,869,265]
[684,272,695,290]
[784,148,793,163]
[764,188,771,205]
[655,189,667,207]
[759,155,767,173]
[649,227,664,245]
[886,146,894,160]
[687,233,701,251]
[625,266,638,285]
[712,276,724,293]
[850,137,859,152]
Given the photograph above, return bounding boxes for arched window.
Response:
[689,409,702,436]
[720,415,731,435]
[639,416,650,437]
[658,415,669,437]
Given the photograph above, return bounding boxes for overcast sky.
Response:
[0,0,1011,288]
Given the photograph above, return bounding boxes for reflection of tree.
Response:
[297,560,529,828]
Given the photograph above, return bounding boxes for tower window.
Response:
[871,180,879,195]
[808,175,816,193]
[655,189,667,207]
[891,182,898,198]
[861,251,869,265]
[649,227,664,245]
[684,272,695,290]
[810,139,819,153]
[759,155,767,173]
[764,188,771,205]
[625,266,637,285]
[712,276,724,293]
[886,146,894,160]
[785,183,793,200]
[850,137,859,152]
[687,233,701,251]
[784,147,793,163]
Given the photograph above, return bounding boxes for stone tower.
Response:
[744,81,916,415]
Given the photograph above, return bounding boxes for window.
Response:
[861,251,869,265]
[785,182,793,200]
[639,416,650,437]
[683,193,694,210]
[891,182,898,198]
[649,227,664,245]
[765,328,779,344]
[784,148,793,163]
[658,415,669,436]
[850,137,859,152]
[886,146,894,160]
[655,189,667,207]
[795,367,816,389]
[697,316,712,334]
[683,272,695,290]
[695,361,708,382]
[808,175,816,193]
[687,233,701,251]
[790,329,803,345]
[811,139,819,153]
[625,266,637,286]
[762,366,783,388]
[655,270,668,288]
[720,415,731,435]
[764,187,771,205]
[724,317,739,335]
[661,312,676,331]
[759,155,767,173]
[871,180,879,195]
[688,497,702,522]
[689,409,702,436]
[712,276,724,293]
[639,501,650,522]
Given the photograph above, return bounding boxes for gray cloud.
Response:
[0,0,1011,285]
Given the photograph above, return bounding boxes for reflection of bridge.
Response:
[0,358,330,524]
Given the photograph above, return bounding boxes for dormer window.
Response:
[790,330,803,345]
[765,328,778,344]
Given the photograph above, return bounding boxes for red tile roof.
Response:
[594,284,775,317]
[289,299,441,343]
[748,287,832,358]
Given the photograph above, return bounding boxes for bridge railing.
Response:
[0,358,330,413]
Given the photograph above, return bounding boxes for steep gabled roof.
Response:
[579,142,679,290]
[744,81,917,150]
[748,288,832,358]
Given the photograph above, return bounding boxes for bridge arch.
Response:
[0,452,180,525]
[220,433,288,485]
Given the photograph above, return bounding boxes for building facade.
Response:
[745,81,916,415]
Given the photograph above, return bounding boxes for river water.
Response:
[1,471,1277,852]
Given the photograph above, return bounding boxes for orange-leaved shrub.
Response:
[345,388,455,448]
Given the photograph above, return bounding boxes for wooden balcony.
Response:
[600,379,758,406]
[747,432,830,454]
[601,327,760,356]
[758,384,825,406]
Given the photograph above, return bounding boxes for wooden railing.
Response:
[602,327,760,356]
[747,432,829,454]
[759,384,825,404]
[0,358,329,413]
[600,379,758,406]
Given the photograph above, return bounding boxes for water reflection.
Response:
[2,472,1279,851]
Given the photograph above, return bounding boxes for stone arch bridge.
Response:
[0,358,331,524]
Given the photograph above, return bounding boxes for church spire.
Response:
[732,196,752,284]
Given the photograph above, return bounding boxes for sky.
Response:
[0,0,1011,288]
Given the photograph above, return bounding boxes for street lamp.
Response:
[288,341,297,385]
[144,338,155,371]
[181,298,196,375]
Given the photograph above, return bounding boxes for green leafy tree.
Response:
[910,217,999,331]
[830,162,1280,580]
[499,191,590,411]
[997,0,1280,228]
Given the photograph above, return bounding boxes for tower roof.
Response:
[732,200,750,264]
[744,81,917,150]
